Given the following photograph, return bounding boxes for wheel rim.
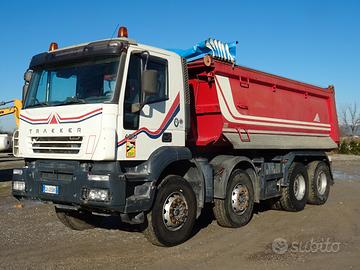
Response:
[162,191,189,231]
[293,174,306,200]
[231,183,250,215]
[317,172,327,195]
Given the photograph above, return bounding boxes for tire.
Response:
[55,207,99,230]
[143,175,197,246]
[307,161,331,205]
[280,162,308,211]
[213,169,254,228]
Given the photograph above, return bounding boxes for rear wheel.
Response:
[280,162,308,211]
[143,175,197,246]
[55,208,100,230]
[213,169,254,228]
[307,161,331,205]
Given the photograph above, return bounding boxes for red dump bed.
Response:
[187,59,339,150]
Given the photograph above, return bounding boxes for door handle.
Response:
[162,132,172,143]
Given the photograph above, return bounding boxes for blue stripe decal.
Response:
[117,105,180,147]
[58,112,102,124]
[19,118,48,125]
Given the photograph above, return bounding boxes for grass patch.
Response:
[338,139,360,155]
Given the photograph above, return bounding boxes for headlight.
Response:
[88,174,110,181]
[13,181,25,191]
[88,189,109,201]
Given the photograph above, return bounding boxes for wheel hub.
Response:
[231,184,249,215]
[162,192,189,231]
[293,174,306,200]
[317,172,327,195]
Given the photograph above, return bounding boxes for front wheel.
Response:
[213,169,254,228]
[143,175,197,246]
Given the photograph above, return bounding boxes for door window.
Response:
[123,53,168,130]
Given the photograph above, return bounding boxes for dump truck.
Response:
[12,27,340,246]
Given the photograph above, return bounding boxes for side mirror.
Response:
[141,70,158,96]
[131,103,142,113]
[22,70,33,102]
[131,70,158,113]
[22,83,29,102]
[24,69,33,83]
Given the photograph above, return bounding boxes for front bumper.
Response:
[12,160,155,215]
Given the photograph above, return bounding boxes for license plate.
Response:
[42,184,59,195]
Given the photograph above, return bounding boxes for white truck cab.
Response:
[16,36,187,162]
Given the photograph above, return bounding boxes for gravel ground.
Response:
[0,156,359,270]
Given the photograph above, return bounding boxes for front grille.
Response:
[41,172,73,181]
[31,136,83,154]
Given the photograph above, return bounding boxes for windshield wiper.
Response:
[55,97,86,106]
[26,102,49,108]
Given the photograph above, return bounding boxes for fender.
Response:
[125,146,192,181]
[145,146,192,181]
[210,155,258,201]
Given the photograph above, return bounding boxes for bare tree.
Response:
[341,103,360,136]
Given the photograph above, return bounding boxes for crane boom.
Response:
[0,99,22,127]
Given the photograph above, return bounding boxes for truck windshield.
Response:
[24,57,120,108]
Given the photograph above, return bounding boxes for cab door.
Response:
[117,47,185,160]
